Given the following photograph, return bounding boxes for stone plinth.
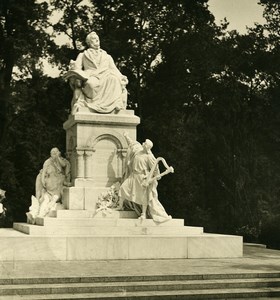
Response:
[10,212,243,260]
[63,109,140,211]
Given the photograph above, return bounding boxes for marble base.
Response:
[7,209,243,261]
[0,233,242,261]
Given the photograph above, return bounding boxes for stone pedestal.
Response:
[12,212,243,260]
[63,109,140,211]
[7,108,243,261]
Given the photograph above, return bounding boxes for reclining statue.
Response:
[64,31,128,115]
[26,148,71,224]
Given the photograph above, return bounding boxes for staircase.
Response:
[0,273,280,299]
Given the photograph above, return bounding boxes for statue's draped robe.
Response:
[70,49,126,113]
[119,143,171,223]
[33,158,69,218]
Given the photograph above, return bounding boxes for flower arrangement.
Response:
[96,182,121,215]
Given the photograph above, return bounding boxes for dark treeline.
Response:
[0,0,280,248]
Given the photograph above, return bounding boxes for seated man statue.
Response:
[64,31,128,114]
[116,133,173,223]
[26,148,71,224]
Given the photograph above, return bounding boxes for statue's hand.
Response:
[69,60,77,70]
[121,76,128,86]
[142,181,148,188]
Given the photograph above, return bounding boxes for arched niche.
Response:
[88,134,126,187]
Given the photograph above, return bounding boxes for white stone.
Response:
[187,234,243,258]
[84,187,107,211]
[21,216,183,227]
[63,110,140,213]
[64,32,128,115]
[0,227,243,260]
[13,222,202,236]
[128,237,188,259]
[63,187,85,210]
[0,236,67,261]
[67,237,129,260]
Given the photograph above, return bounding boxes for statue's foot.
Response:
[138,213,146,220]
[114,106,124,114]
[26,212,35,225]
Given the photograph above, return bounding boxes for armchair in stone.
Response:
[64,31,128,115]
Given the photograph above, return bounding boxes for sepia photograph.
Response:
[0,0,280,299]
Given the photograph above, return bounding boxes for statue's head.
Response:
[86,32,100,49]
[142,139,153,153]
[50,147,60,158]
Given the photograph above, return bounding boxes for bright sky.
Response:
[208,0,266,33]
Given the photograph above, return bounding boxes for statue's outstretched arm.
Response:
[123,132,135,147]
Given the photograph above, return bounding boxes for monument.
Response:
[6,32,242,261]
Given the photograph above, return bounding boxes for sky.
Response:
[208,0,266,33]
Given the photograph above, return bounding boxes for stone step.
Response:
[1,278,280,296]
[13,223,202,236]
[48,210,138,219]
[1,272,279,285]
[1,287,280,299]
[34,217,185,228]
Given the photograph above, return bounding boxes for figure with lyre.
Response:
[117,133,173,223]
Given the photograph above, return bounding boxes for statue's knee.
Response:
[83,77,99,98]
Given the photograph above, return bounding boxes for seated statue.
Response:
[64,31,128,115]
[26,148,71,224]
[116,133,173,223]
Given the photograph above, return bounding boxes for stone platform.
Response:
[0,245,279,299]
[1,210,243,261]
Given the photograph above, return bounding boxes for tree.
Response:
[0,0,52,145]
[0,0,66,222]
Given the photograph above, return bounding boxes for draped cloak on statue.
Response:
[119,141,172,223]
[64,48,127,114]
